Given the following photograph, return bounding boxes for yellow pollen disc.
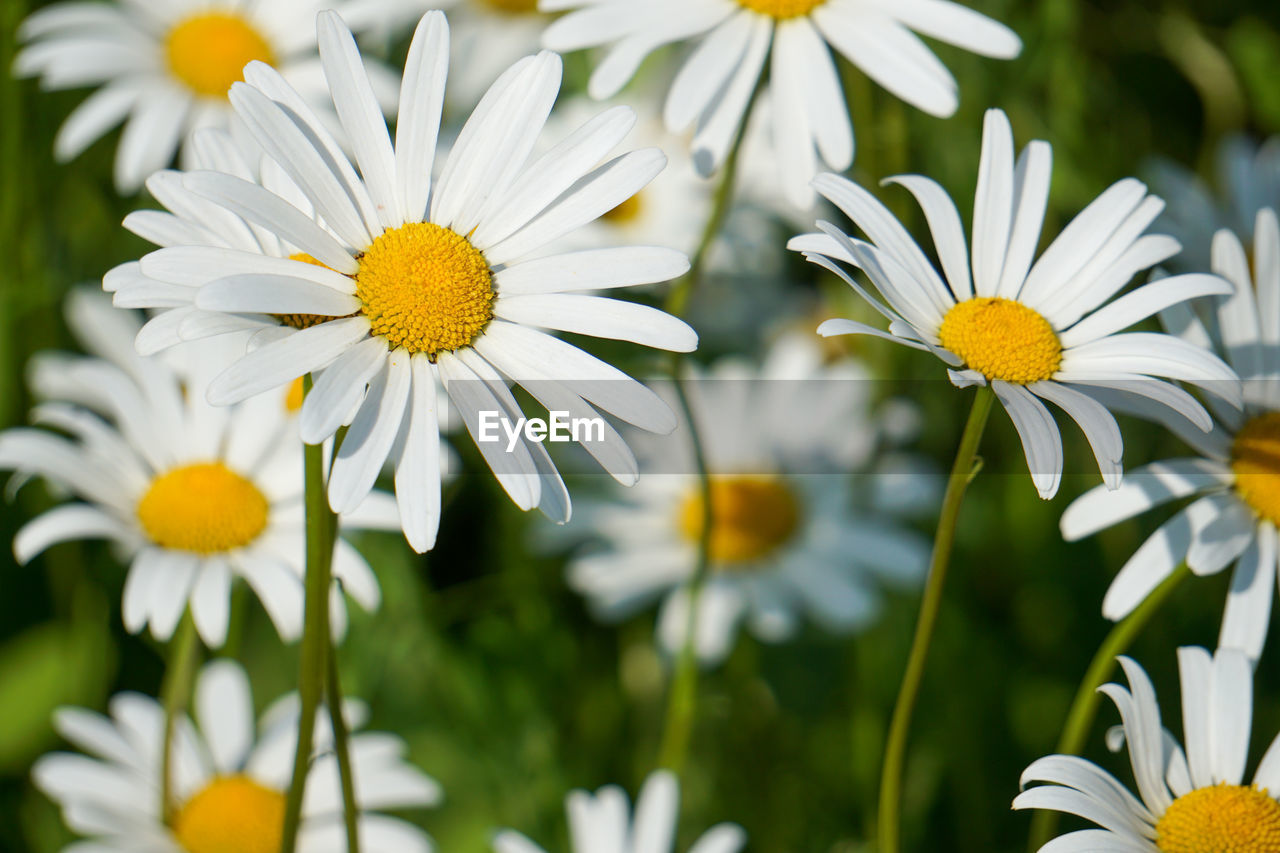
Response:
[479,0,540,12]
[165,13,275,99]
[274,253,351,330]
[284,377,305,414]
[736,0,826,19]
[356,222,495,357]
[1232,412,1280,527]
[136,463,268,554]
[938,297,1062,384]
[173,775,285,853]
[678,476,801,564]
[1155,783,1280,853]
[601,193,645,225]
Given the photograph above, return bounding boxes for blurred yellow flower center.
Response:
[938,297,1062,384]
[479,0,539,12]
[285,377,306,414]
[356,222,495,357]
[276,253,347,329]
[165,13,275,99]
[737,0,826,18]
[1155,783,1280,853]
[173,775,284,853]
[1232,413,1280,527]
[137,463,268,554]
[679,476,801,564]
[602,193,645,225]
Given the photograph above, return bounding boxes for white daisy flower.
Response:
[34,658,441,853]
[492,769,745,853]
[566,333,933,664]
[540,0,1021,209]
[1014,646,1280,853]
[131,11,696,553]
[0,290,397,648]
[13,0,411,193]
[789,108,1242,499]
[1061,210,1280,660]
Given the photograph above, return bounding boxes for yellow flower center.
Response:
[1155,783,1280,853]
[136,463,269,554]
[938,297,1062,384]
[1232,412,1280,527]
[601,193,645,226]
[479,0,540,13]
[736,0,826,18]
[356,222,495,357]
[173,775,285,853]
[678,476,801,564]
[284,377,305,414]
[165,13,275,100]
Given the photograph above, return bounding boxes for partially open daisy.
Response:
[0,291,397,647]
[790,108,1241,499]
[13,0,405,193]
[1061,209,1280,659]
[34,659,441,853]
[1015,647,1280,853]
[565,334,933,664]
[493,769,745,853]
[540,0,1021,208]
[132,11,695,553]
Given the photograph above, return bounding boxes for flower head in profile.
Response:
[13,0,408,192]
[565,333,934,663]
[0,291,397,647]
[1015,647,1280,853]
[34,659,441,853]
[791,108,1242,499]
[540,0,1021,208]
[493,769,745,853]
[129,11,697,553]
[1062,209,1280,660]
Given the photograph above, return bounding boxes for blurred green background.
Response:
[3,0,1280,851]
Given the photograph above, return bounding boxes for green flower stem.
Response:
[878,385,995,853]
[159,612,201,823]
[326,643,361,853]
[280,375,339,853]
[1027,562,1190,851]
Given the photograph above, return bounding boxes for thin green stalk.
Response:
[280,375,339,853]
[160,613,201,823]
[1027,563,1190,851]
[326,644,361,853]
[878,386,995,853]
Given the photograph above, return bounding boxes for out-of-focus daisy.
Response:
[790,108,1241,499]
[133,11,695,552]
[540,0,1021,208]
[1015,646,1280,853]
[34,659,441,853]
[566,333,933,664]
[13,0,406,193]
[0,291,397,648]
[493,769,745,853]
[1061,210,1280,660]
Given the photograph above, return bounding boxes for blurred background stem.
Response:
[159,612,200,823]
[326,644,361,853]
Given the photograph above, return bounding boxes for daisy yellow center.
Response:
[1232,412,1280,527]
[285,377,305,414]
[736,0,826,18]
[356,222,495,356]
[136,463,268,554]
[678,476,801,564]
[173,775,285,853]
[165,13,275,99]
[602,193,645,225]
[479,0,539,12]
[938,297,1062,384]
[276,253,347,329]
[1155,783,1280,853]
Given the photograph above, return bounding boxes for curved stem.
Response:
[1026,563,1190,851]
[878,386,994,853]
[280,376,339,853]
[160,613,201,823]
[326,643,361,853]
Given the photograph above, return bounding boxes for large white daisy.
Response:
[1014,646,1280,853]
[493,769,745,853]
[565,333,933,664]
[128,11,697,553]
[1061,209,1280,660]
[0,290,397,648]
[13,0,409,193]
[790,108,1242,499]
[34,659,441,853]
[539,0,1021,208]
